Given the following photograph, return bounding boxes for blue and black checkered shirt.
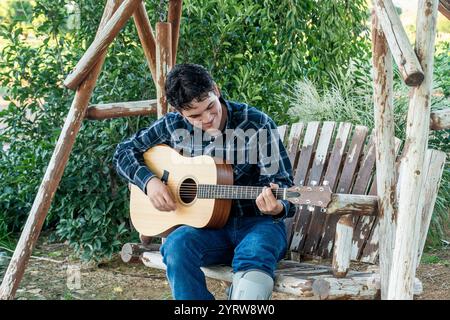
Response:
[113,98,295,220]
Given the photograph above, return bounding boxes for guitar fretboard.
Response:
[197,185,286,200]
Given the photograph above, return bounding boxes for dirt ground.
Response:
[0,237,449,301]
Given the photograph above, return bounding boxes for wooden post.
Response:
[372,9,397,300]
[0,0,122,300]
[156,22,172,118]
[332,215,353,278]
[133,1,157,84]
[168,0,183,66]
[388,0,439,300]
[63,0,141,90]
[373,0,425,86]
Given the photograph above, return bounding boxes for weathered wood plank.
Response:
[302,122,352,254]
[300,121,336,254]
[318,126,368,258]
[0,0,122,300]
[86,99,157,120]
[282,123,302,245]
[277,124,289,144]
[289,122,320,253]
[416,149,446,265]
[388,0,439,300]
[64,0,141,90]
[286,122,305,170]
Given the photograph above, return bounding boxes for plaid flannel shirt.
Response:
[113,97,295,220]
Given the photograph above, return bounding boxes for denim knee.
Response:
[160,227,201,267]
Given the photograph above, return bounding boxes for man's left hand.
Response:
[255,183,284,216]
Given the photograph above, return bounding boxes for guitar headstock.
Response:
[285,185,332,208]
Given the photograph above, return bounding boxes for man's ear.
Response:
[213,83,221,98]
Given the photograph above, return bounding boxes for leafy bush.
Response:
[0,0,371,261]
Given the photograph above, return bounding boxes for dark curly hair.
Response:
[165,64,216,111]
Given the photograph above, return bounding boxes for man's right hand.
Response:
[145,177,177,212]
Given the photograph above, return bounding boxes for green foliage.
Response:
[0,0,371,261]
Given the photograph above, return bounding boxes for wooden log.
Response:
[388,0,439,300]
[416,149,446,266]
[372,10,397,300]
[430,109,450,130]
[332,215,353,278]
[140,251,423,299]
[64,0,141,90]
[156,22,172,118]
[439,0,450,20]
[0,0,121,300]
[373,0,425,86]
[133,1,157,84]
[326,194,379,216]
[86,99,157,120]
[168,0,183,66]
[121,243,161,263]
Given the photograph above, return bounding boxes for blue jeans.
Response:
[160,215,287,300]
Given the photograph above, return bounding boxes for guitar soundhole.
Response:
[179,178,197,204]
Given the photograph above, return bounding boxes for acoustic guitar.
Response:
[129,145,332,237]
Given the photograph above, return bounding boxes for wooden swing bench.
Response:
[121,120,445,300]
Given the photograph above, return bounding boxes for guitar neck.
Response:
[197,184,287,200]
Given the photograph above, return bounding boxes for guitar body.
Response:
[130,145,233,237]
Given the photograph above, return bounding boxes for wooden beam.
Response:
[133,1,157,84]
[325,194,379,216]
[64,0,141,90]
[86,99,157,120]
[373,0,425,86]
[0,0,122,300]
[156,22,172,118]
[372,9,397,300]
[168,0,183,66]
[438,0,450,20]
[430,109,450,130]
[388,0,439,300]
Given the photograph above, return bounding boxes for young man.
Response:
[113,64,295,300]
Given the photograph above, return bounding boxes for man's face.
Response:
[180,89,224,134]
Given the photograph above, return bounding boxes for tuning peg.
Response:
[307,205,315,212]
[323,180,329,186]
[320,208,327,213]
[310,180,317,186]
